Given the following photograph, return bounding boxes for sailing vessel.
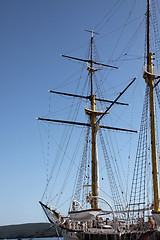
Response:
[37,0,160,239]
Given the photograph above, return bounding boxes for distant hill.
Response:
[0,222,62,239]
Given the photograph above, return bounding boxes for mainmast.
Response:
[85,30,136,209]
[144,0,160,212]
[90,30,99,209]
[37,29,137,211]
[85,29,100,209]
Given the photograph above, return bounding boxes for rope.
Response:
[73,126,90,209]
[41,56,89,203]
[129,85,149,222]
[94,0,125,32]
[99,127,125,216]
[108,0,137,64]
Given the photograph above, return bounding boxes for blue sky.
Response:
[0,0,151,226]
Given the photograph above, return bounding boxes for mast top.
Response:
[84,29,100,37]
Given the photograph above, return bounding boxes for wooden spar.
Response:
[36,117,138,133]
[148,54,160,212]
[145,0,160,212]
[49,90,90,99]
[49,90,129,106]
[96,77,136,124]
[90,95,99,209]
[89,30,99,209]
[95,97,129,105]
[62,54,118,69]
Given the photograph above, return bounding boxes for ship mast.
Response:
[85,29,100,209]
[90,29,99,209]
[37,29,137,211]
[85,30,136,209]
[144,0,160,212]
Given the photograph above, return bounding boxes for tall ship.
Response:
[37,0,160,239]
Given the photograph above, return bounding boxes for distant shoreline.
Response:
[0,222,62,239]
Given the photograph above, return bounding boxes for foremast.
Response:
[144,0,160,212]
[90,94,99,209]
[87,30,100,209]
[37,29,137,211]
[81,29,136,209]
